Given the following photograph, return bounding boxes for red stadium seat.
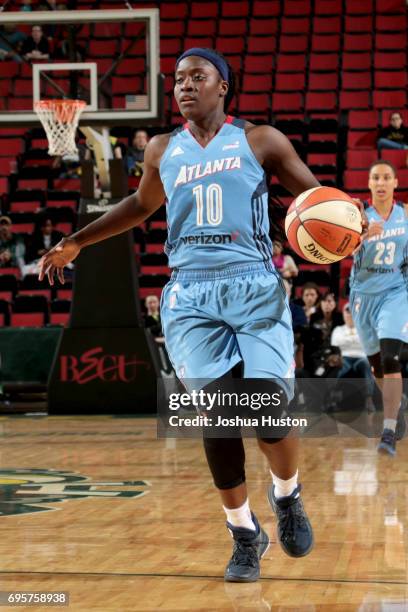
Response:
[375,72,407,89]
[238,93,269,113]
[18,179,47,190]
[0,63,19,77]
[0,139,23,156]
[342,72,372,90]
[314,0,342,14]
[381,150,408,169]
[373,90,407,108]
[305,92,337,112]
[242,74,273,92]
[57,289,73,300]
[252,0,280,16]
[190,2,218,18]
[376,0,406,12]
[313,16,341,33]
[281,17,310,34]
[93,23,121,38]
[272,92,303,112]
[160,38,182,56]
[249,18,278,35]
[246,37,276,54]
[244,55,274,73]
[346,149,378,169]
[161,2,188,18]
[308,73,338,91]
[342,53,371,71]
[160,21,185,37]
[221,1,249,16]
[0,177,8,193]
[308,153,336,165]
[343,34,372,51]
[88,40,117,57]
[375,33,405,49]
[376,14,407,31]
[311,34,340,52]
[339,91,371,110]
[218,18,247,36]
[9,201,41,213]
[309,54,339,72]
[396,169,408,187]
[276,55,306,73]
[374,52,406,70]
[280,35,308,53]
[217,37,245,54]
[347,131,378,149]
[187,19,216,36]
[275,73,305,92]
[348,110,378,130]
[344,169,371,190]
[345,15,373,31]
[345,0,373,13]
[50,313,70,326]
[139,287,162,299]
[10,313,45,327]
[283,0,311,16]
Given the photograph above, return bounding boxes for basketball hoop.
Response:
[34,99,87,157]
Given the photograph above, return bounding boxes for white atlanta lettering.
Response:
[174,156,241,188]
[368,227,405,242]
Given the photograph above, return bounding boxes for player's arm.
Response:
[248,125,320,195]
[39,135,168,285]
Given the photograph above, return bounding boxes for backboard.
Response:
[0,9,161,127]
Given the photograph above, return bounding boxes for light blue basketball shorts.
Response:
[349,286,408,356]
[160,262,295,399]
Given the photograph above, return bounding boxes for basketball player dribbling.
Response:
[350,161,408,456]
[40,49,343,581]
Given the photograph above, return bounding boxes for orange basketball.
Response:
[285,186,362,264]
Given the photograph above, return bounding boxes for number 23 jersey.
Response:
[159,116,274,270]
[350,201,408,294]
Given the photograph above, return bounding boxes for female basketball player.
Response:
[350,160,408,456]
[40,49,336,581]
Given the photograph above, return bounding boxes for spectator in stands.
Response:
[301,282,320,322]
[144,294,164,343]
[331,302,375,411]
[306,292,344,377]
[26,216,63,264]
[272,239,298,283]
[283,279,307,332]
[22,26,50,61]
[20,0,33,10]
[377,111,408,152]
[125,130,149,177]
[0,216,25,272]
[0,24,26,61]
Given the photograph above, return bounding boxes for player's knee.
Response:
[203,437,246,490]
[380,339,403,374]
[368,352,383,378]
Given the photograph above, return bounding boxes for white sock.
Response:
[223,498,256,531]
[271,469,299,499]
[384,418,397,432]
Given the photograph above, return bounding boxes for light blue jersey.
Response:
[350,201,408,355]
[350,201,408,294]
[159,116,274,270]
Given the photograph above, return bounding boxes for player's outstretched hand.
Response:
[38,237,81,286]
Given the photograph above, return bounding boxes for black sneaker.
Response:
[267,484,314,558]
[378,428,397,456]
[224,513,269,583]
[396,400,407,441]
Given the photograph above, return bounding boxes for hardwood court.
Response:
[0,416,407,611]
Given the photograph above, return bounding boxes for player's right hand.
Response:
[367,220,384,238]
[38,237,81,286]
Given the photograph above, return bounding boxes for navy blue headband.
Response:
[176,48,229,82]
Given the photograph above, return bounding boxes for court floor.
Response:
[0,416,406,611]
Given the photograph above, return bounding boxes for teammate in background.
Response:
[38,49,362,581]
[350,161,408,456]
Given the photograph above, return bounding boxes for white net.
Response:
[34,99,86,157]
